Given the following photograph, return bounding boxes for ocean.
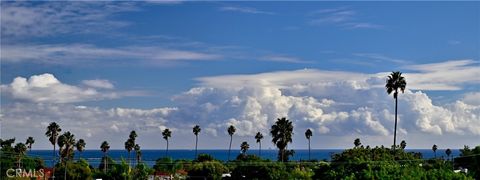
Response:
[25,149,460,168]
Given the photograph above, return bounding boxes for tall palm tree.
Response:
[76,139,86,158]
[101,141,110,173]
[386,71,406,153]
[14,143,27,168]
[45,122,62,178]
[227,125,236,161]
[134,144,141,165]
[432,144,438,158]
[305,129,313,160]
[255,132,263,156]
[25,137,35,153]
[270,117,294,162]
[240,141,249,155]
[193,125,201,158]
[162,129,172,157]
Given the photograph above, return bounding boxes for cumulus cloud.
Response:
[0,73,144,103]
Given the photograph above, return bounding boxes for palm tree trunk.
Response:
[166,140,169,157]
[104,152,107,173]
[128,151,131,167]
[308,139,311,160]
[195,135,198,159]
[259,142,261,156]
[393,93,398,156]
[228,135,232,161]
[53,144,56,180]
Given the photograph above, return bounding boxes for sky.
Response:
[1,1,479,150]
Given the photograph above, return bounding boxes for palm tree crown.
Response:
[46,122,62,146]
[240,141,249,155]
[193,125,201,135]
[305,129,312,140]
[76,139,86,153]
[101,141,110,153]
[386,71,407,99]
[60,131,76,161]
[270,117,294,162]
[25,137,35,152]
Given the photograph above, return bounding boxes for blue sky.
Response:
[1,1,479,150]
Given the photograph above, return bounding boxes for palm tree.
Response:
[445,148,452,160]
[101,141,110,173]
[354,138,361,148]
[305,129,313,160]
[193,125,201,158]
[45,122,61,177]
[59,131,75,180]
[25,137,35,153]
[432,144,438,158]
[385,71,406,153]
[270,117,294,162]
[125,130,137,166]
[227,125,236,161]
[125,139,134,167]
[14,143,27,168]
[76,139,86,158]
[400,140,407,150]
[240,141,249,155]
[134,144,141,165]
[255,132,263,156]
[162,129,172,157]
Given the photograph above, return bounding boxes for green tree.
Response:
[385,71,406,153]
[46,122,62,177]
[76,139,86,158]
[162,128,172,157]
[25,136,35,152]
[193,125,201,158]
[432,144,438,158]
[305,129,313,160]
[14,143,27,168]
[101,141,110,173]
[270,117,294,162]
[227,125,236,161]
[255,132,263,156]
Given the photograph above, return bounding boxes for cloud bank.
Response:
[1,60,478,149]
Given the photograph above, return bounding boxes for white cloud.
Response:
[0,73,144,103]
[260,55,311,64]
[403,60,480,90]
[219,6,274,15]
[82,79,114,89]
[1,44,223,64]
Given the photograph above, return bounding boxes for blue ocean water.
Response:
[26,149,460,168]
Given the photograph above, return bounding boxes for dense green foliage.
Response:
[455,145,480,179]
